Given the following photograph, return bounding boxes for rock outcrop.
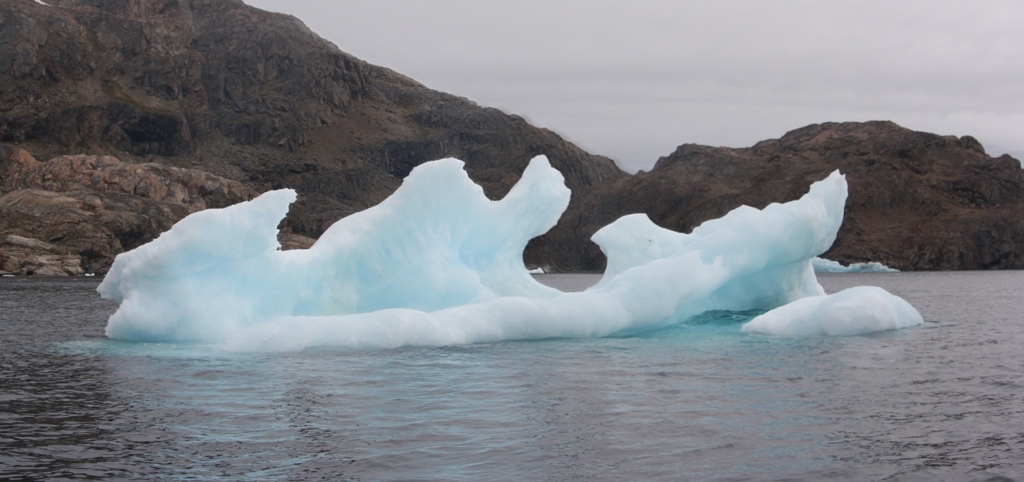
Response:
[530,121,1024,271]
[0,147,256,274]
[0,233,83,276]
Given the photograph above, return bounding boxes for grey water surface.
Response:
[1,272,1022,481]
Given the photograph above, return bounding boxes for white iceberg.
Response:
[740,286,923,336]
[98,155,918,351]
[812,257,898,273]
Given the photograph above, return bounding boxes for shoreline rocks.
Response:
[0,148,257,274]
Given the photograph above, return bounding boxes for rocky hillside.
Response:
[3,1,1023,275]
[530,121,1024,271]
[0,0,623,274]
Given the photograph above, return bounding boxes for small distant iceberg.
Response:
[812,256,898,273]
[527,267,545,275]
[741,286,923,336]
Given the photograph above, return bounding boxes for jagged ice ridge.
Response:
[98,156,922,351]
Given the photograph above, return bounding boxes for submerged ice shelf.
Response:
[98,156,922,350]
[742,286,923,336]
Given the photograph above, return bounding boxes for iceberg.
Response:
[812,257,898,273]
[741,286,923,336]
[98,155,919,351]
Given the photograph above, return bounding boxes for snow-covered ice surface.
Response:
[741,286,924,336]
[99,156,920,351]
[812,256,898,273]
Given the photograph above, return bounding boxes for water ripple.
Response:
[1,274,1022,480]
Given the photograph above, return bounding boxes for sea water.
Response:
[1,272,1022,481]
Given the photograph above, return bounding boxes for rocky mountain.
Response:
[0,0,623,274]
[2,1,1023,276]
[529,121,1024,271]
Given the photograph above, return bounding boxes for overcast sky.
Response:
[248,0,1024,172]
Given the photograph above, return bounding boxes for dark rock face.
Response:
[0,0,368,154]
[532,121,1024,271]
[0,0,623,250]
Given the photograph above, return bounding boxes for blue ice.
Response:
[98,156,921,350]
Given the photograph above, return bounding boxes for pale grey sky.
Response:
[248,0,1024,172]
